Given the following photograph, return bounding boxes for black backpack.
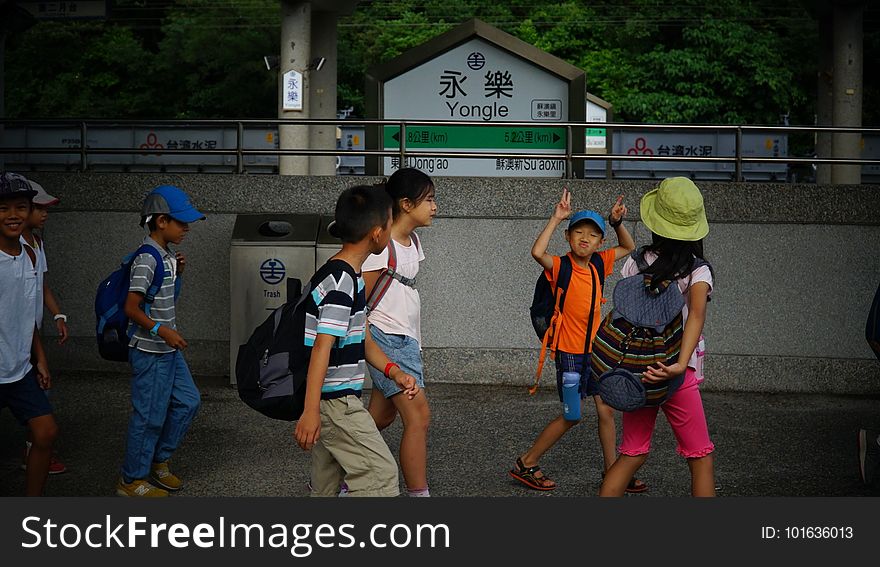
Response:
[235,260,357,421]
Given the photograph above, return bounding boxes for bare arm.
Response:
[294,332,334,451]
[531,187,570,271]
[124,291,187,349]
[365,325,419,399]
[31,325,51,390]
[363,269,382,299]
[643,281,710,383]
[608,195,636,260]
[42,280,68,344]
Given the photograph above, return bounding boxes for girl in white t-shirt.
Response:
[363,168,436,497]
[599,177,716,497]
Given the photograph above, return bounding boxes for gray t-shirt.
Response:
[127,237,178,354]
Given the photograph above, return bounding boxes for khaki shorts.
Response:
[311,395,399,497]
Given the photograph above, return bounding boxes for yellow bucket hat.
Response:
[639,177,709,241]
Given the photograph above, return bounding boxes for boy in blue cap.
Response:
[510,188,639,492]
[116,185,206,497]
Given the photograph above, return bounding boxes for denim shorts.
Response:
[367,326,425,399]
[0,368,53,425]
[555,351,599,401]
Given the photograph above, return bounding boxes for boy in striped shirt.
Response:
[117,185,205,498]
[295,184,419,497]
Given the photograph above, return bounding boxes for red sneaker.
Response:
[21,446,68,475]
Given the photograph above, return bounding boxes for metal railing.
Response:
[2,118,879,181]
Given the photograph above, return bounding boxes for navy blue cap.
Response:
[568,209,605,236]
[140,185,206,226]
[0,172,37,201]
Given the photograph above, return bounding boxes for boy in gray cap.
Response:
[116,185,206,497]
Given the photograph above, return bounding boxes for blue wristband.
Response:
[149,322,161,336]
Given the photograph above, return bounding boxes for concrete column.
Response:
[815,15,833,184]
[831,1,863,184]
[279,0,311,175]
[308,10,338,176]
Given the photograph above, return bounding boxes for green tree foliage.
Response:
[3,0,877,126]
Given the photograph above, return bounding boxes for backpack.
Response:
[591,251,710,410]
[528,253,605,394]
[95,245,176,362]
[235,260,357,421]
[365,233,420,313]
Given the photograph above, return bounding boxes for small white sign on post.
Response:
[283,70,303,111]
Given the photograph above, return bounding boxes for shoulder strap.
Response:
[23,243,36,268]
[555,255,573,312]
[130,245,167,305]
[411,232,421,253]
[589,252,606,290]
[581,257,600,374]
[365,241,397,312]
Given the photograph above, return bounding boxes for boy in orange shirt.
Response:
[510,187,639,492]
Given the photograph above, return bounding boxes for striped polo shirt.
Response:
[127,237,178,354]
[304,260,367,399]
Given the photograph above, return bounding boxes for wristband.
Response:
[608,216,623,228]
[149,322,162,336]
[53,314,68,322]
[384,362,400,379]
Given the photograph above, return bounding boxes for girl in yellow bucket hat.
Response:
[599,177,716,497]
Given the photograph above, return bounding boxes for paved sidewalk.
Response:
[2,372,879,497]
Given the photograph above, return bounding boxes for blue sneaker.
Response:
[858,429,880,485]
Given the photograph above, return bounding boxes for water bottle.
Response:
[561,371,582,421]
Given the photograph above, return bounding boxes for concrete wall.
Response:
[29,173,880,394]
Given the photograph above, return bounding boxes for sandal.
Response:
[626,477,648,494]
[509,457,556,491]
[601,472,649,494]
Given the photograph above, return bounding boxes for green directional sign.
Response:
[383,125,565,150]
[586,128,606,137]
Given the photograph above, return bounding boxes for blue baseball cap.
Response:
[568,209,605,236]
[140,185,206,226]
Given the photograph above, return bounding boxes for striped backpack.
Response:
[591,252,709,409]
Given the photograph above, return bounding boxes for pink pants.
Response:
[619,368,714,459]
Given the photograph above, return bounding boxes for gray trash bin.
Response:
[229,214,319,383]
[316,215,342,267]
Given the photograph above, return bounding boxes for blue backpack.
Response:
[95,245,177,362]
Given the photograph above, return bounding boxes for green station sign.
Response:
[383,125,566,150]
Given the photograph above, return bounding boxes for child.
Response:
[20,179,68,475]
[0,171,59,496]
[362,168,436,497]
[294,184,420,497]
[116,185,205,498]
[599,177,716,497]
[510,187,639,492]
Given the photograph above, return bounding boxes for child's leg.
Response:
[367,389,398,431]
[520,415,579,468]
[25,414,58,496]
[153,351,201,464]
[366,328,430,494]
[599,454,647,496]
[660,369,715,497]
[688,455,716,497]
[121,350,175,482]
[310,437,345,497]
[322,396,399,497]
[592,396,617,471]
[392,392,430,494]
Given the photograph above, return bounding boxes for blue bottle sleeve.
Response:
[561,371,581,421]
